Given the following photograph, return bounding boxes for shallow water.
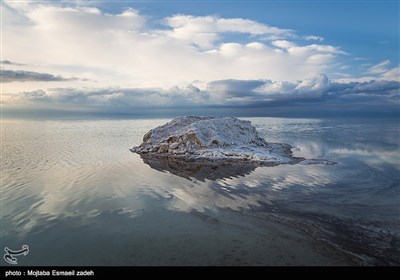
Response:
[1,117,399,265]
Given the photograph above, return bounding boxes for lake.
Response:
[1,117,399,265]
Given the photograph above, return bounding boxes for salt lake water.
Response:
[1,117,399,265]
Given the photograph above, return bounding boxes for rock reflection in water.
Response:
[139,154,272,181]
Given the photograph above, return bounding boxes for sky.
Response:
[1,0,399,118]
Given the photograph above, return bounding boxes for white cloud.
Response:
[219,43,243,56]
[2,1,349,92]
[368,60,391,74]
[271,40,296,49]
[254,74,329,99]
[381,67,400,81]
[338,62,399,83]
[354,57,367,61]
[164,15,294,48]
[271,40,346,57]
[307,54,336,65]
[304,35,324,41]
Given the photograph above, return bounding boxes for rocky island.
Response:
[131,116,335,166]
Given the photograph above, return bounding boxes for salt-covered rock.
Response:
[130,116,335,165]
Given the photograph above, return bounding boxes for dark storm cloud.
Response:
[207,79,267,98]
[205,75,399,105]
[16,86,210,107]
[1,69,78,82]
[1,60,26,66]
[7,74,399,117]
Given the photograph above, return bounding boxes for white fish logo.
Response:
[3,245,29,265]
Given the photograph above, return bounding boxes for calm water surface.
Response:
[1,117,399,265]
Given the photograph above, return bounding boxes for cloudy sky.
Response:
[1,0,399,117]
